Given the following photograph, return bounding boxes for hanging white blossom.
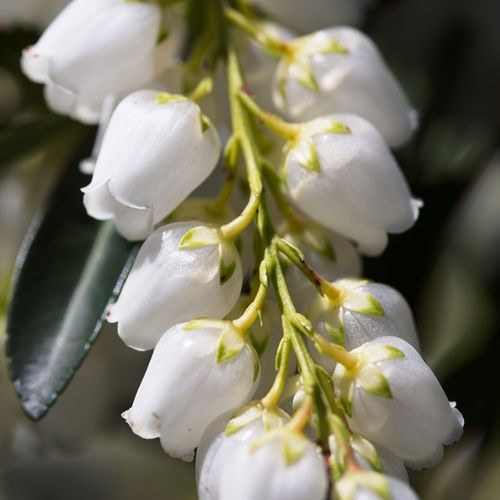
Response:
[333,336,464,469]
[286,114,421,256]
[274,27,416,147]
[21,0,183,123]
[196,405,289,500]
[218,430,328,500]
[108,222,242,351]
[82,90,220,241]
[123,320,260,462]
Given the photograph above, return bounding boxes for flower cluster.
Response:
[23,1,463,499]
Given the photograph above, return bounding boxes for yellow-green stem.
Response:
[238,91,300,141]
[313,334,359,371]
[232,281,268,332]
[225,6,290,57]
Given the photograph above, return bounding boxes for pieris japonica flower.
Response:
[333,336,464,469]
[0,0,67,29]
[21,0,183,124]
[309,280,420,367]
[335,471,418,500]
[123,320,260,461]
[286,114,421,256]
[196,405,289,500]
[274,27,416,147]
[218,429,328,500]
[108,222,242,351]
[251,0,370,34]
[82,90,220,241]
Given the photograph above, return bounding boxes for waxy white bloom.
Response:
[197,405,289,500]
[286,114,421,256]
[108,222,242,351]
[21,0,182,124]
[333,336,464,469]
[308,280,419,371]
[82,90,220,241]
[123,320,259,461]
[274,27,416,147]
[0,0,67,29]
[218,430,328,500]
[251,0,370,33]
[336,471,418,500]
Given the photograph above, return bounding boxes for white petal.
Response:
[110,222,242,351]
[124,324,257,461]
[276,27,416,147]
[341,336,464,469]
[219,435,328,500]
[287,114,419,256]
[84,90,220,238]
[342,283,420,351]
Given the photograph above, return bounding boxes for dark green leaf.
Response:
[6,144,138,420]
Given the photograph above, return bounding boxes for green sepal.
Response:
[325,121,351,135]
[182,318,228,331]
[299,140,321,173]
[219,255,236,285]
[156,92,186,105]
[198,111,213,134]
[282,432,307,465]
[363,344,406,363]
[215,326,245,364]
[351,434,382,472]
[178,226,220,249]
[324,321,344,346]
[219,241,238,285]
[225,404,262,436]
[357,365,392,399]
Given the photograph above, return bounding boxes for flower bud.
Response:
[218,430,328,500]
[21,0,182,123]
[274,27,416,147]
[286,114,421,256]
[123,320,260,461]
[308,280,419,372]
[196,405,289,500]
[82,91,220,241]
[333,336,464,469]
[108,222,242,351]
[251,0,370,33]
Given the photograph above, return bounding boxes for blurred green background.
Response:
[1,0,500,499]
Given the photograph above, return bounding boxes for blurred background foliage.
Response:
[1,0,500,499]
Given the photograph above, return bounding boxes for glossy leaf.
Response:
[6,145,138,420]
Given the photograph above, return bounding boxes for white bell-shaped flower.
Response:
[108,222,243,351]
[308,280,420,372]
[333,336,464,469]
[82,90,220,241]
[286,114,421,256]
[251,0,370,33]
[196,405,289,500]
[274,27,416,147]
[123,320,260,461]
[218,429,328,500]
[335,471,418,500]
[21,0,182,123]
[0,0,68,29]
